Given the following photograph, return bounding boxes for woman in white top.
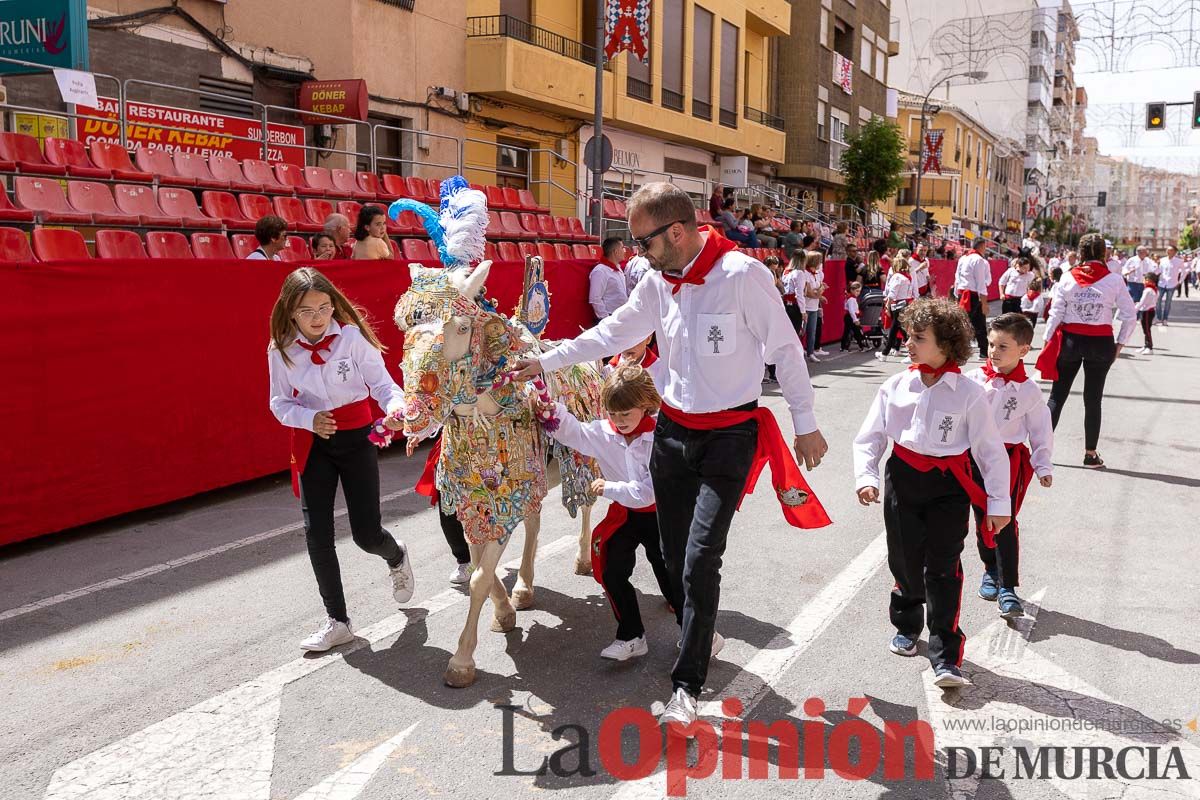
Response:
[800,251,826,362]
[876,258,914,360]
[351,206,394,260]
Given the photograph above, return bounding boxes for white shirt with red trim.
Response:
[1042,268,1137,346]
[954,252,992,295]
[883,272,914,307]
[1135,286,1158,313]
[589,262,629,319]
[908,257,930,293]
[965,367,1055,478]
[998,267,1034,298]
[845,295,861,323]
[1020,293,1046,315]
[602,351,668,391]
[549,403,654,509]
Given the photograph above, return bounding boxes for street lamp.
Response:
[912,70,988,236]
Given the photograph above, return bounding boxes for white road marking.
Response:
[0,488,416,625]
[291,723,418,800]
[41,533,575,800]
[610,530,889,800]
[928,589,1200,799]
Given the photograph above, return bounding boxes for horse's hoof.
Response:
[511,586,535,610]
[574,558,593,576]
[490,608,517,632]
[444,661,477,688]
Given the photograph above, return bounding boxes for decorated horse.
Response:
[380,177,603,687]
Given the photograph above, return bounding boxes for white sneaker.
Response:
[676,631,725,657]
[449,562,471,585]
[875,351,888,362]
[660,687,698,727]
[300,617,355,652]
[600,636,648,661]
[1138,347,1151,355]
[807,353,821,363]
[389,540,415,604]
[814,349,831,356]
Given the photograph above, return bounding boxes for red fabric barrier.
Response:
[819,260,847,346]
[1,257,597,545]
[927,258,1010,301]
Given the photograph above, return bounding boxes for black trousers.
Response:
[300,425,402,623]
[603,509,680,640]
[965,293,989,354]
[970,448,1029,589]
[1001,297,1023,315]
[652,409,758,697]
[881,304,906,356]
[884,454,969,669]
[841,313,868,350]
[1141,309,1155,350]
[1023,312,1039,331]
[1046,333,1116,451]
[785,303,804,338]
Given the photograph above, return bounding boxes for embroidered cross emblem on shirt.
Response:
[336,362,350,382]
[707,324,724,354]
[938,415,954,443]
[1003,396,1019,421]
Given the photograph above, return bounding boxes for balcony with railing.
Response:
[719,107,738,128]
[693,98,712,121]
[626,76,652,103]
[467,15,595,63]
[662,88,684,112]
[744,105,784,131]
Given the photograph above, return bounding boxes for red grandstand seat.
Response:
[0,227,34,262]
[173,152,228,189]
[332,169,374,201]
[357,172,398,201]
[241,159,290,194]
[157,187,222,229]
[145,231,194,259]
[230,234,260,259]
[485,211,505,240]
[32,228,90,260]
[382,175,424,203]
[134,148,194,187]
[483,242,499,262]
[519,213,541,239]
[485,185,515,211]
[587,244,603,260]
[95,229,148,259]
[497,241,522,261]
[67,181,140,226]
[402,238,433,260]
[280,236,314,262]
[553,243,573,260]
[0,132,67,176]
[238,193,274,223]
[518,242,538,259]
[407,177,437,204]
[568,217,595,242]
[113,184,183,227]
[304,199,335,229]
[336,200,363,228]
[273,196,323,233]
[190,232,236,259]
[532,214,558,240]
[209,155,262,192]
[499,211,536,240]
[386,239,401,260]
[274,163,323,197]
[602,199,623,220]
[571,244,592,259]
[501,187,523,212]
[88,142,153,183]
[43,138,110,179]
[0,191,35,223]
[303,167,348,199]
[13,177,92,224]
[426,178,442,199]
[517,189,549,214]
[552,216,577,242]
[392,209,422,236]
[201,191,256,230]
[536,243,557,260]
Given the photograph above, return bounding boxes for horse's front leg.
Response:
[445,538,506,688]
[574,502,593,575]
[511,512,539,610]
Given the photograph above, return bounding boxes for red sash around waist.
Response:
[957,289,976,312]
[658,403,831,529]
[414,435,442,506]
[289,398,374,498]
[1034,322,1113,381]
[590,501,657,618]
[783,293,798,304]
[892,443,992,546]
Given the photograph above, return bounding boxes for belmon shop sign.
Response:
[0,0,88,73]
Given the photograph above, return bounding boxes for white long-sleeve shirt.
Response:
[539,240,818,435]
[844,295,861,323]
[998,268,1034,298]
[883,272,914,307]
[853,369,1011,516]
[549,402,654,509]
[624,255,651,295]
[1042,267,1138,346]
[965,368,1055,478]
[1135,286,1158,313]
[268,320,404,431]
[1157,256,1182,289]
[589,262,629,319]
[781,267,804,303]
[954,252,992,295]
[908,257,930,293]
[1122,256,1155,283]
[1020,292,1046,315]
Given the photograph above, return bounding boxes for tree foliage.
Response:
[839,116,906,213]
[1179,223,1198,251]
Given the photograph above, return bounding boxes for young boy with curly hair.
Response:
[853,297,1011,688]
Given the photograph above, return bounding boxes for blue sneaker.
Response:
[889,633,918,657]
[933,663,970,688]
[998,589,1024,619]
[979,569,999,601]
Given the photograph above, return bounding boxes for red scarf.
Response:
[658,403,831,530]
[1025,289,1040,301]
[981,359,1027,384]
[607,348,658,370]
[1143,281,1157,290]
[909,360,962,379]
[605,412,657,437]
[598,258,622,272]
[661,227,738,295]
[1071,260,1109,287]
[297,334,338,365]
[414,435,442,507]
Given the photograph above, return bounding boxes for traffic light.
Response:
[1097,191,1107,207]
[1147,102,1166,130]
[1193,92,1200,128]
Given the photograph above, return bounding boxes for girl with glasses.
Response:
[268,267,416,652]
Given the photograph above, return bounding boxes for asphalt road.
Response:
[2,298,1199,800]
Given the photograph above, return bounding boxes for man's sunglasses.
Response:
[633,219,689,251]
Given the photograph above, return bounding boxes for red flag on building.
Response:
[604,0,651,64]
[921,129,944,174]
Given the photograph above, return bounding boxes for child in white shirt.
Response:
[1136,273,1159,354]
[841,281,869,351]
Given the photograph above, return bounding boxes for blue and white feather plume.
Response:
[388,175,488,269]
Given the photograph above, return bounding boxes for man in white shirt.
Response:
[246,215,288,261]
[624,252,651,295]
[1122,246,1153,304]
[511,182,828,728]
[1155,245,1182,324]
[588,237,629,321]
[1022,229,1041,257]
[954,237,993,355]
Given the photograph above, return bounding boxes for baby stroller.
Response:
[858,291,887,350]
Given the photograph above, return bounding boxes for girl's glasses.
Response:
[296,304,334,321]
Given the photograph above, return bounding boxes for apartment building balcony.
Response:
[745,0,791,36]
